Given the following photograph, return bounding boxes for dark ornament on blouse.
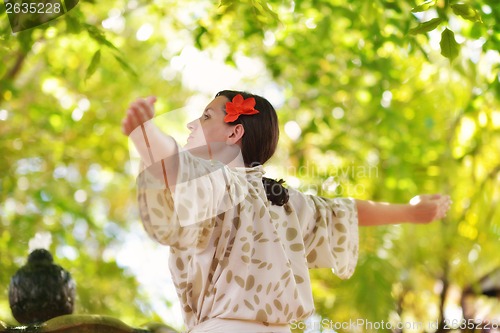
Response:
[262,177,289,206]
[8,249,76,325]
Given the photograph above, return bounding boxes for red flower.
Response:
[224,94,260,123]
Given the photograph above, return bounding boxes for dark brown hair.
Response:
[216,90,278,166]
[216,90,289,206]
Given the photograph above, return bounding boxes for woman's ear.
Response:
[226,124,245,145]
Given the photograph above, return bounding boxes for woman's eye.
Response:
[203,113,209,120]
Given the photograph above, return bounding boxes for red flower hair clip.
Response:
[224,94,260,123]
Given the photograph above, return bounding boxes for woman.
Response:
[122,90,451,333]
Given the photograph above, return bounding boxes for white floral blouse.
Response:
[137,149,359,330]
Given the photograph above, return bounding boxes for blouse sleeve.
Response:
[288,189,359,279]
[136,147,245,250]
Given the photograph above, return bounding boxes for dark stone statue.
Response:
[8,249,76,324]
[3,247,179,332]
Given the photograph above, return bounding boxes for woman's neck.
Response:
[185,143,246,168]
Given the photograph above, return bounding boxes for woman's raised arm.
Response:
[121,96,178,167]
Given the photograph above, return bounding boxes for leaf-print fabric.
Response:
[137,150,359,331]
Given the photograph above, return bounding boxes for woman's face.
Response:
[184,95,235,151]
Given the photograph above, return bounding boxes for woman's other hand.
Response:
[409,194,452,224]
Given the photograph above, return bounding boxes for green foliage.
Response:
[451,3,483,23]
[412,0,437,13]
[409,18,443,35]
[440,28,460,60]
[408,0,492,60]
[1,0,500,332]
[85,49,101,81]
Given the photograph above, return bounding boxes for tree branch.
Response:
[0,50,28,105]
[6,51,27,81]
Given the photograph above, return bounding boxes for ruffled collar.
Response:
[233,164,265,178]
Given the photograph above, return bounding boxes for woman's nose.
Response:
[187,119,197,131]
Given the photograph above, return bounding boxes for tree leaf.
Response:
[113,54,137,77]
[411,0,436,13]
[194,25,208,49]
[85,49,101,81]
[451,3,482,23]
[440,28,460,61]
[84,23,119,52]
[218,0,233,7]
[409,18,442,35]
[253,0,280,23]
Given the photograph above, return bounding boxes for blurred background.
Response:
[1,0,499,332]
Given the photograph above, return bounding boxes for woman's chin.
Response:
[183,140,201,150]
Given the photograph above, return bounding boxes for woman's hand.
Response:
[409,194,452,224]
[121,96,157,136]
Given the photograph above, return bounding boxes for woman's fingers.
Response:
[122,116,135,136]
[146,96,157,108]
[129,101,147,125]
[122,96,157,136]
[136,97,156,115]
[133,98,155,122]
[410,193,452,223]
[435,195,452,219]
